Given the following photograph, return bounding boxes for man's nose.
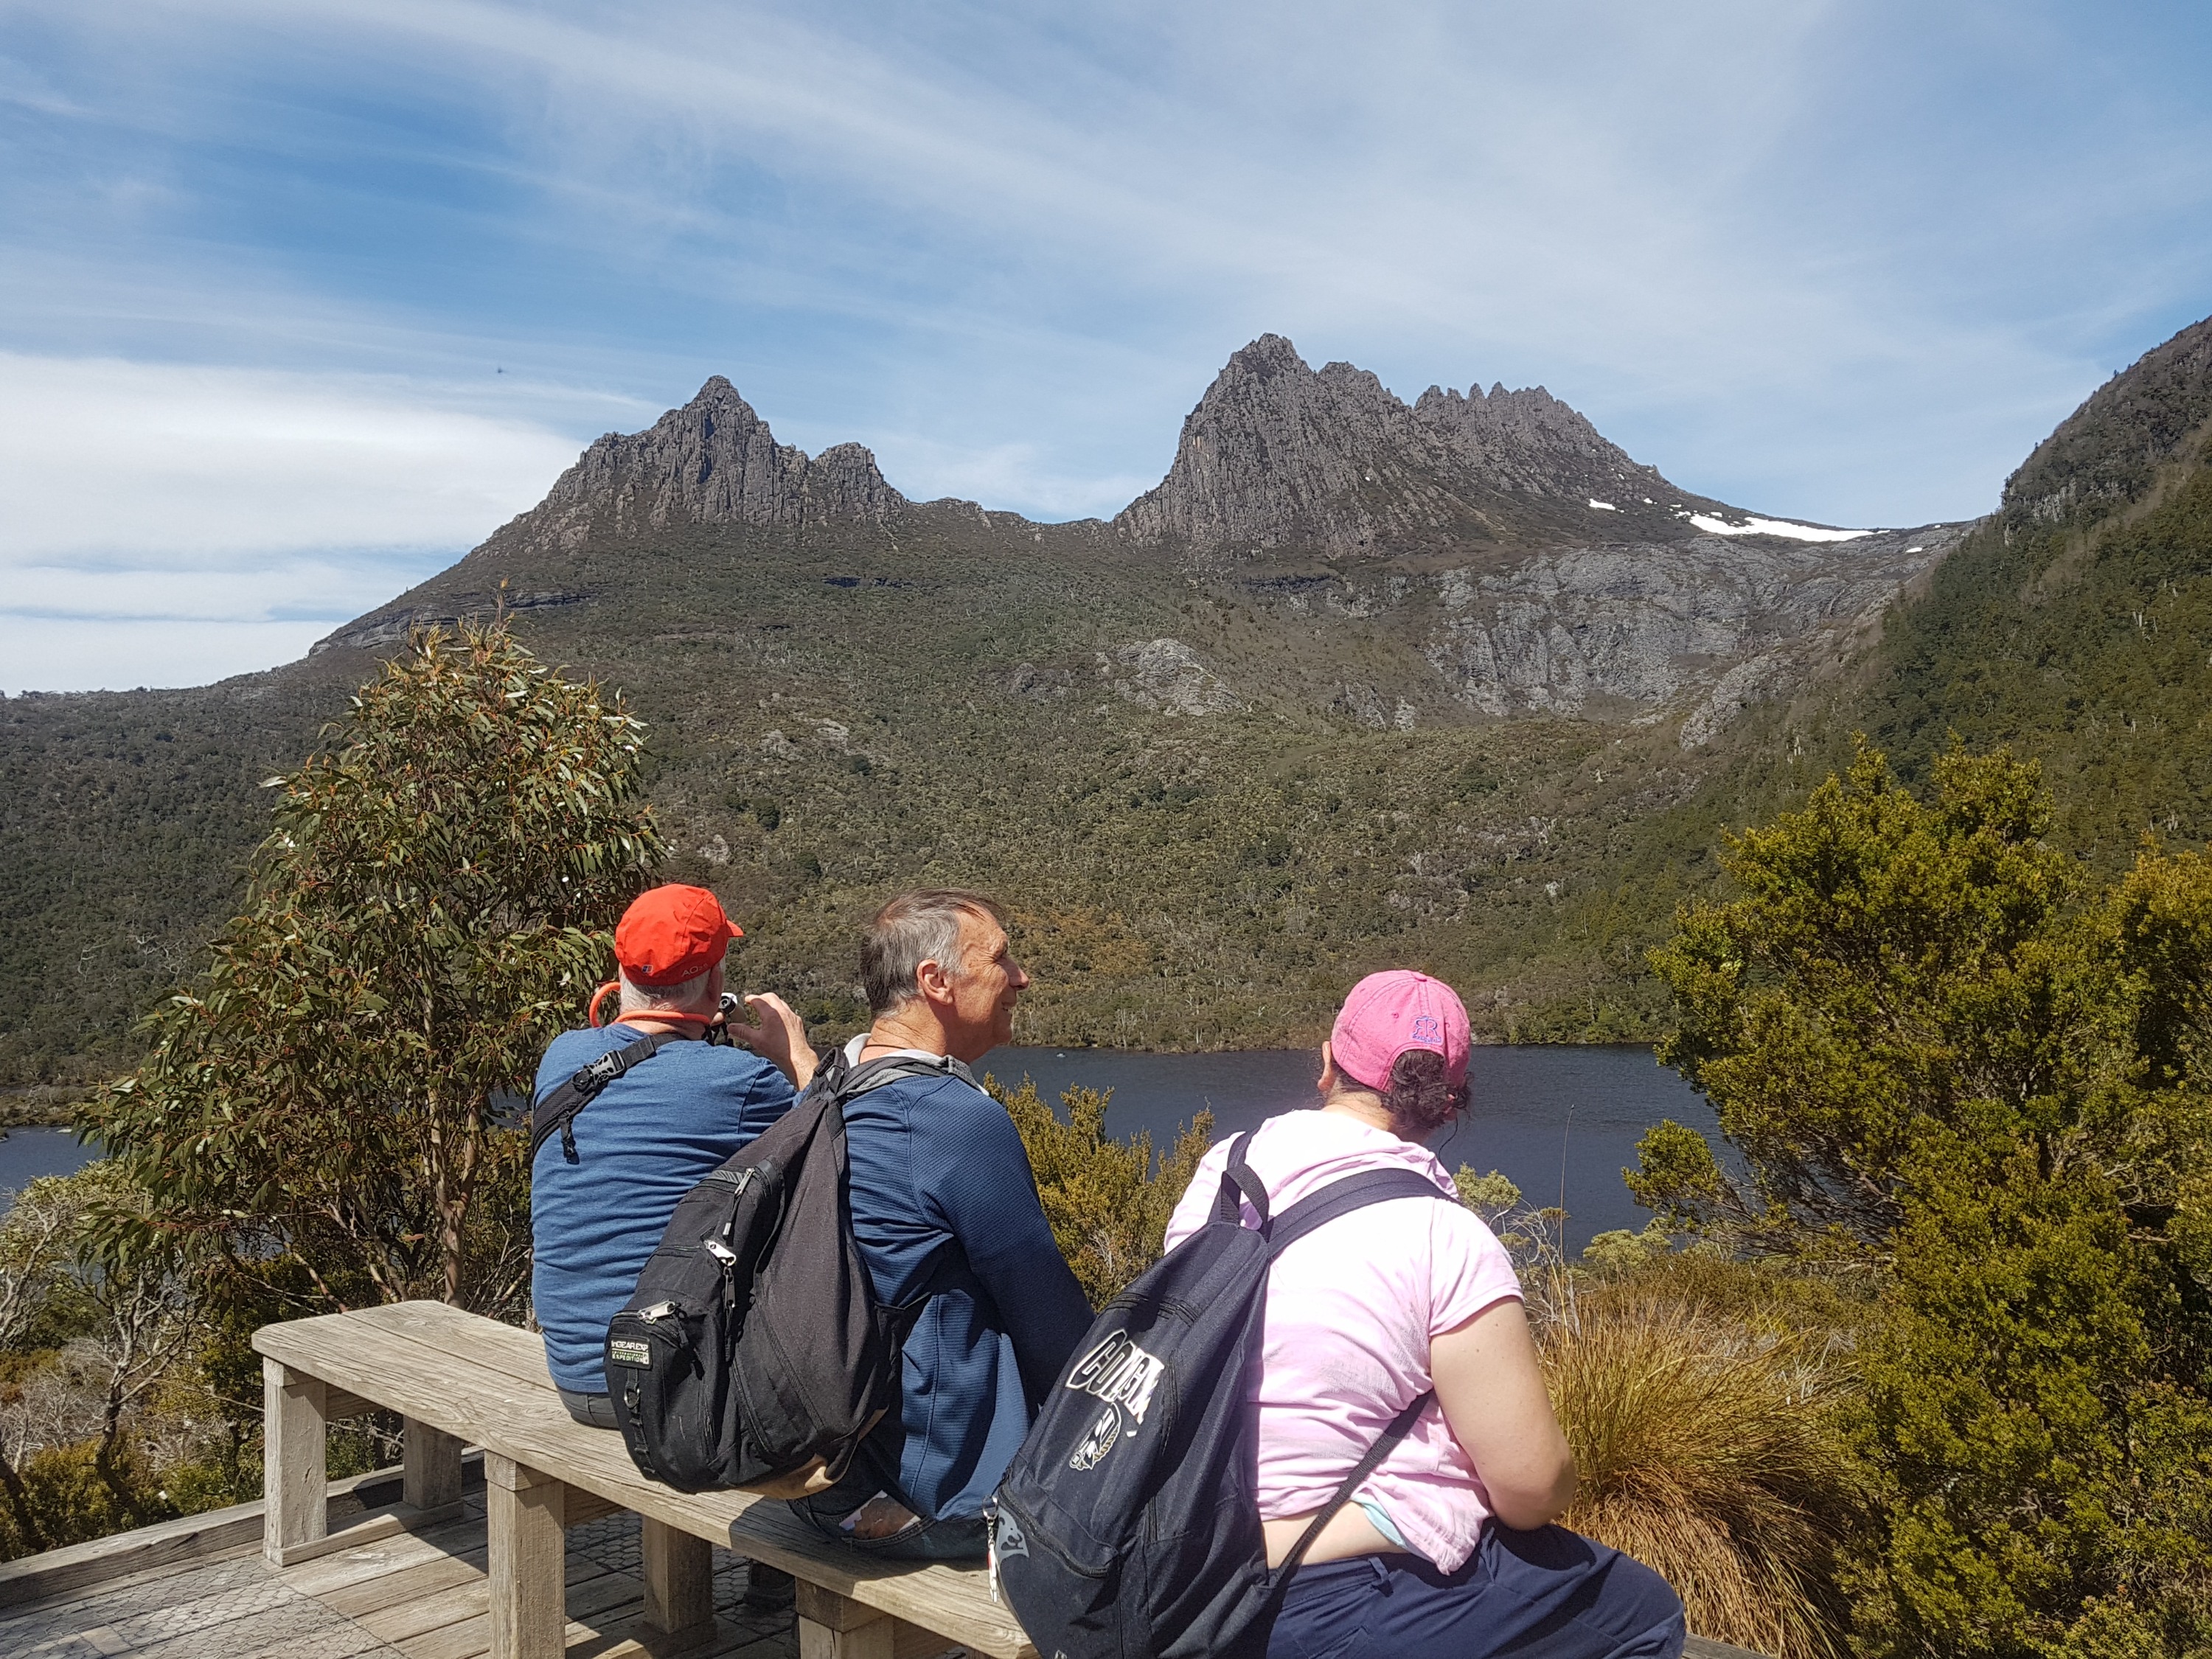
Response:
[1009,961,1031,989]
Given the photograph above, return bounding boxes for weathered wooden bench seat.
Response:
[253,1299,1034,1659]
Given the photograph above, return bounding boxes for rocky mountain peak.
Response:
[314,377,907,653]
[529,376,905,547]
[1116,335,1708,557]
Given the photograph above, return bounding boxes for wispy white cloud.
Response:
[0,353,582,560]
[1,0,2208,690]
[0,354,587,688]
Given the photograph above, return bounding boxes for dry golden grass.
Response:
[1533,1262,1864,1659]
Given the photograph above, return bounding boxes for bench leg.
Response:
[263,1357,327,1566]
[642,1517,715,1636]
[485,1452,566,1659]
[403,1416,465,1514]
[796,1582,894,1659]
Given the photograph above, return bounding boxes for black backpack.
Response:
[990,1133,1455,1659]
[603,1048,959,1498]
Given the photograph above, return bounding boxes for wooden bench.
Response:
[252,1300,1034,1659]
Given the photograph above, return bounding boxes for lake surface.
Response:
[0,1127,101,1208]
[0,1050,1724,1250]
[977,1045,1718,1253]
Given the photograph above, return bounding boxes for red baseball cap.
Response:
[1329,970,1472,1093]
[614,885,740,987]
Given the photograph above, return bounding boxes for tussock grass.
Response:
[1532,1260,1865,1659]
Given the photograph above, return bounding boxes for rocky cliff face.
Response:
[1416,525,1961,743]
[2002,314,2212,535]
[1116,335,1725,556]
[526,375,904,552]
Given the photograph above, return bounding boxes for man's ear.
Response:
[913,956,958,1008]
[1317,1040,1341,1096]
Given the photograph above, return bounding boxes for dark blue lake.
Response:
[977,1045,1719,1253]
[0,1051,1724,1250]
[0,1127,100,1207]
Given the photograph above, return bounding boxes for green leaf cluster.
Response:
[81,623,661,1315]
[989,1074,1212,1309]
[1638,741,2212,1656]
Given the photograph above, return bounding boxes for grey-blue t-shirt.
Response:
[529,1023,795,1394]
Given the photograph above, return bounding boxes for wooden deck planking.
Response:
[1,1484,1774,1659]
[255,1304,1032,1658]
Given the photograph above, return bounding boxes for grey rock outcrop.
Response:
[1411,526,1963,742]
[533,378,904,548]
[1116,335,1722,557]
[1102,639,1239,716]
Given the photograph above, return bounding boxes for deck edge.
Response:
[0,1455,476,1607]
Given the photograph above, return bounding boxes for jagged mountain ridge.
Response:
[540,375,905,533]
[325,336,1953,736]
[4,328,1980,1086]
[1116,333,1747,557]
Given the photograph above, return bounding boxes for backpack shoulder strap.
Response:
[1212,1133,1273,1227]
[1260,1163,1458,1586]
[1271,1389,1435,1585]
[529,1029,686,1166]
[801,1049,981,1114]
[1266,1167,1455,1257]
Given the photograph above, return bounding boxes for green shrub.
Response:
[1641,742,2212,1655]
[990,1075,1211,1307]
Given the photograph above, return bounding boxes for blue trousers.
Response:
[1268,1525,1685,1659]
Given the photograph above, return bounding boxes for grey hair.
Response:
[860,889,1006,1018]
[619,967,714,1013]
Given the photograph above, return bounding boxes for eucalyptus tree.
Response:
[88,622,661,1314]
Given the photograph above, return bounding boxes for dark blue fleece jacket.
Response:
[841,1066,1095,1520]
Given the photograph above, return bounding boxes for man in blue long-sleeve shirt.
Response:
[794,889,1094,1562]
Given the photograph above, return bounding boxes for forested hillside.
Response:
[1650,313,2212,873]
[15,313,2212,1097]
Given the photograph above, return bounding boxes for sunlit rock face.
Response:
[1419,529,1960,740]
[1115,333,1723,558]
[1118,333,1958,741]
[538,376,905,547]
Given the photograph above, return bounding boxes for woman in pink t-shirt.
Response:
[1164,971,1683,1659]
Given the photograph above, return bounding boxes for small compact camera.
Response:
[705,990,745,1046]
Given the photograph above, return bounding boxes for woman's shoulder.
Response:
[1242,1109,1458,1201]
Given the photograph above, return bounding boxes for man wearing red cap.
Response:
[529,884,814,1434]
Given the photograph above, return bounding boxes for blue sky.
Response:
[3,0,2209,692]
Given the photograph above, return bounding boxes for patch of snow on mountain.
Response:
[1686,512,1871,543]
[1588,498,1616,510]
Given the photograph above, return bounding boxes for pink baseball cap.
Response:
[1329,970,1472,1092]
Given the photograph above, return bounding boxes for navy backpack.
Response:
[990,1133,1455,1659]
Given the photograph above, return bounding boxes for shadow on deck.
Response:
[0,1492,800,1659]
